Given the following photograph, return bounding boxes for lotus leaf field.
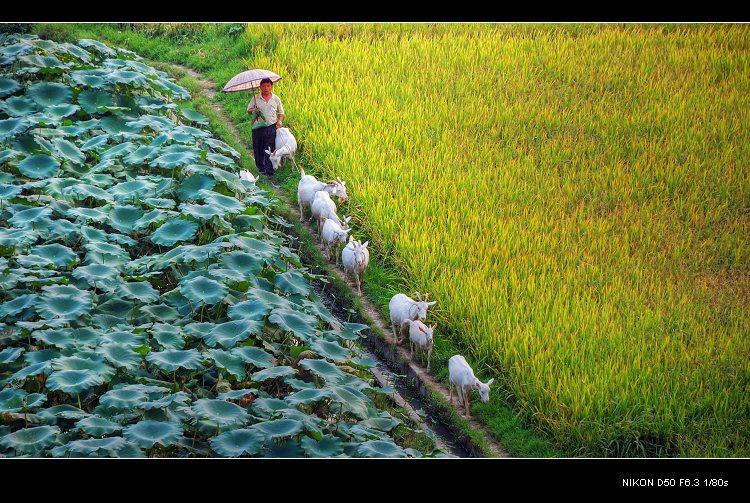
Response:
[0,33,444,458]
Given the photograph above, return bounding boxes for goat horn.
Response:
[414,291,422,302]
[425,292,430,301]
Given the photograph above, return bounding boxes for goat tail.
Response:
[300,167,306,178]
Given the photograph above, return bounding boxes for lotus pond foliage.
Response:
[0,33,445,458]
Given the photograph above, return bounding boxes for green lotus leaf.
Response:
[285,378,317,391]
[51,436,143,458]
[32,327,98,349]
[93,298,136,319]
[0,347,25,364]
[72,263,121,291]
[13,134,54,155]
[146,349,203,372]
[47,104,80,119]
[37,404,90,421]
[268,308,319,343]
[300,434,345,458]
[141,391,190,411]
[135,96,175,114]
[108,206,145,234]
[180,107,208,125]
[285,388,332,407]
[52,355,115,380]
[0,183,22,201]
[76,89,114,114]
[150,218,199,247]
[97,388,148,412]
[251,365,297,382]
[126,114,174,133]
[330,385,373,420]
[122,145,159,166]
[137,303,180,323]
[217,389,258,401]
[143,198,176,209]
[8,361,52,383]
[117,281,160,303]
[204,138,240,159]
[83,240,130,265]
[177,276,227,307]
[200,191,245,214]
[107,179,154,200]
[100,141,136,161]
[0,96,39,116]
[175,125,211,140]
[0,293,38,317]
[274,269,311,296]
[106,69,149,87]
[96,343,143,371]
[123,420,183,449]
[299,359,347,384]
[59,42,93,63]
[0,425,59,454]
[177,174,215,202]
[210,428,264,457]
[227,298,271,321]
[7,206,51,228]
[231,236,279,260]
[30,243,78,268]
[207,349,246,380]
[27,82,73,107]
[190,399,248,435]
[135,209,169,229]
[356,440,408,458]
[53,138,86,165]
[80,134,109,151]
[76,38,115,56]
[46,369,104,394]
[0,118,31,140]
[150,324,185,350]
[99,115,138,135]
[178,202,224,220]
[231,346,274,369]
[18,54,70,74]
[1,42,33,58]
[99,330,147,348]
[18,155,60,179]
[15,253,52,268]
[182,322,214,341]
[206,152,235,167]
[74,416,123,436]
[150,151,198,170]
[68,70,109,90]
[0,389,30,412]
[0,77,21,98]
[250,397,288,418]
[250,418,303,440]
[36,285,93,321]
[151,77,191,100]
[204,320,262,349]
[358,416,402,432]
[24,349,61,364]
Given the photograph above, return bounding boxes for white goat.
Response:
[388,292,437,343]
[239,170,257,184]
[297,169,348,221]
[405,319,436,371]
[263,127,297,171]
[448,355,494,418]
[321,216,352,264]
[310,190,343,237]
[341,237,369,296]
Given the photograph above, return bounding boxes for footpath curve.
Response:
[165,62,509,458]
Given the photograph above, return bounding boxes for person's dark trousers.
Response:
[252,123,277,175]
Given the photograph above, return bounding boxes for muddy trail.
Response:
[165,62,508,458]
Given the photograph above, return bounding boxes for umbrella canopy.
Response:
[222,69,282,93]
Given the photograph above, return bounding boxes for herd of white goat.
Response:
[240,127,493,417]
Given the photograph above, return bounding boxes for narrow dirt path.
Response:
[163,62,509,458]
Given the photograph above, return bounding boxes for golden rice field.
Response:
[250,24,750,456]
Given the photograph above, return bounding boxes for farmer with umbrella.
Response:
[222,69,284,177]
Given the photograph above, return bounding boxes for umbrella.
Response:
[222,69,281,93]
